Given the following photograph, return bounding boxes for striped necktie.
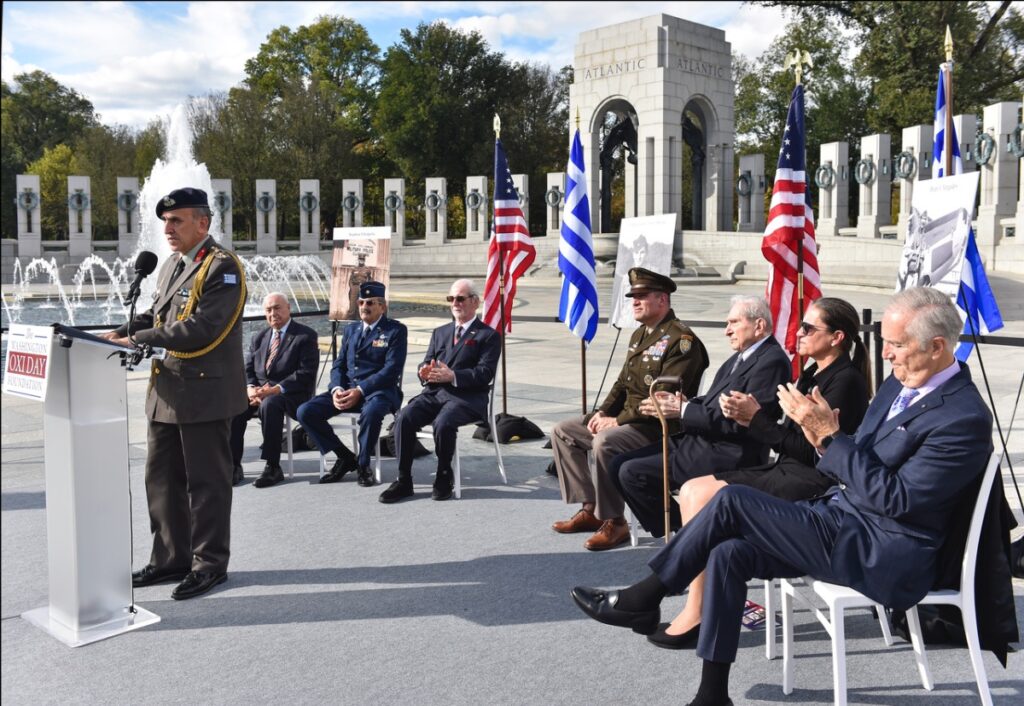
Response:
[454,325,464,345]
[265,330,281,372]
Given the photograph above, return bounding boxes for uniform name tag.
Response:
[223,274,237,284]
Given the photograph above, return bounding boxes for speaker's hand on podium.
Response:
[100,331,131,347]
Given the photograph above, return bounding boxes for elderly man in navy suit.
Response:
[297,281,408,487]
[231,292,320,487]
[572,287,993,706]
[613,294,792,535]
[379,278,501,503]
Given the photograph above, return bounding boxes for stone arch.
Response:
[680,95,720,230]
[590,96,639,234]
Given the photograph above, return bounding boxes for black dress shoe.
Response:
[684,699,732,706]
[356,466,376,487]
[570,586,660,635]
[232,464,245,486]
[253,463,284,488]
[432,468,454,501]
[320,454,358,484]
[379,479,414,504]
[171,571,227,600]
[132,564,190,588]
[647,622,700,650]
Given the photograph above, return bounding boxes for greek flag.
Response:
[558,128,598,344]
[932,65,1004,361]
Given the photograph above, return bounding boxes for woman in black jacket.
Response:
[649,296,871,649]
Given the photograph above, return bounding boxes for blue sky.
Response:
[2,1,790,129]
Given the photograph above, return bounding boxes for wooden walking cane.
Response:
[650,375,683,543]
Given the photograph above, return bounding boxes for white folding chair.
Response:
[318,412,383,483]
[779,449,1002,706]
[416,382,507,499]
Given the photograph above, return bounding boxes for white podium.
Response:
[13,325,160,646]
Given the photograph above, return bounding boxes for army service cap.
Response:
[624,267,677,297]
[359,281,386,299]
[156,187,210,218]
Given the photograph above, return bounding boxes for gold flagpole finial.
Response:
[944,25,953,63]
[783,49,813,86]
[493,114,501,138]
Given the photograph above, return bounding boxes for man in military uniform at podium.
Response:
[102,187,247,600]
[549,268,709,551]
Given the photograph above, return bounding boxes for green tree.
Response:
[26,144,79,238]
[754,1,1024,134]
[375,22,506,198]
[2,71,96,239]
[73,124,142,240]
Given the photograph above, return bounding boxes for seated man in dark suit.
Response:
[297,281,407,487]
[613,295,792,535]
[379,278,500,503]
[572,287,993,706]
[230,292,319,487]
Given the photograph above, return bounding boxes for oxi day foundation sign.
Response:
[3,324,53,401]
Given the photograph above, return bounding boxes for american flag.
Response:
[762,84,821,378]
[483,138,536,332]
[931,64,1003,360]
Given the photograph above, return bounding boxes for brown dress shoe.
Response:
[552,507,603,534]
[584,518,631,551]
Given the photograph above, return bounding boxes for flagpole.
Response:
[494,114,509,416]
[786,49,810,373]
[574,110,589,415]
[944,26,954,177]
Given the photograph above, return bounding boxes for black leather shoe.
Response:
[379,479,414,504]
[356,466,375,487]
[570,586,660,635]
[232,464,245,486]
[320,454,358,484]
[171,570,227,600]
[132,564,190,588]
[253,463,284,488]
[684,699,732,706]
[432,468,454,501]
[647,622,700,650]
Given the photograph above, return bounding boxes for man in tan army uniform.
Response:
[550,268,709,551]
[103,187,247,600]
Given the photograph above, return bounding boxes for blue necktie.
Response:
[887,388,919,419]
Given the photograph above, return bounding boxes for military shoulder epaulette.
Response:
[669,319,691,333]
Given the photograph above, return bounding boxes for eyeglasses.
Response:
[446,295,473,303]
[797,321,832,334]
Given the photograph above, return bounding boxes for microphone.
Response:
[126,250,159,302]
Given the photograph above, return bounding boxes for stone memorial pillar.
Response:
[341,179,364,229]
[384,178,406,245]
[975,101,1020,261]
[952,114,979,218]
[736,154,764,232]
[255,179,277,254]
[816,142,849,237]
[513,174,530,230]
[211,178,233,248]
[896,125,933,242]
[465,176,488,240]
[545,172,565,237]
[855,134,891,238]
[16,174,42,258]
[299,179,321,253]
[67,176,92,258]
[424,177,447,245]
[116,177,141,257]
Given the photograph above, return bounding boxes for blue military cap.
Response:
[156,187,209,218]
[359,281,386,299]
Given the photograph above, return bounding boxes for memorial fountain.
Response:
[2,104,331,328]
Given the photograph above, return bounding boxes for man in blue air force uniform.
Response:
[297,281,407,487]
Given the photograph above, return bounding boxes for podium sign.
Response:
[2,324,53,400]
[18,326,160,646]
